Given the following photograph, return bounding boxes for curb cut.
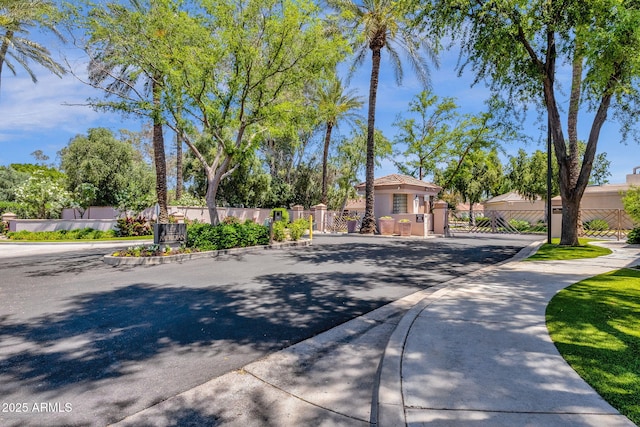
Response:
[373,239,545,426]
[103,239,312,266]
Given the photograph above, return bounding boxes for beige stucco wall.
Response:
[579,185,627,210]
[484,199,546,212]
[372,187,436,218]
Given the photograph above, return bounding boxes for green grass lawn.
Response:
[546,268,640,425]
[527,238,612,261]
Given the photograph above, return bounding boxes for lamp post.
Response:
[547,115,552,244]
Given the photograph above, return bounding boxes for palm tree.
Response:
[328,0,437,233]
[84,1,169,222]
[315,77,363,205]
[0,0,66,92]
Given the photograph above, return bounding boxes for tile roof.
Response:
[356,174,441,191]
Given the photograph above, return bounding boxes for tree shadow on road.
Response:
[0,266,425,397]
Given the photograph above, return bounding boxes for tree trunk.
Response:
[0,30,13,91]
[360,44,383,234]
[205,172,221,226]
[152,78,169,223]
[321,122,333,205]
[560,194,580,245]
[539,31,616,246]
[176,132,183,201]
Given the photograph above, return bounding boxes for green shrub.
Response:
[222,216,241,225]
[186,221,270,250]
[270,208,289,223]
[116,216,152,237]
[627,227,640,244]
[186,222,219,251]
[584,219,610,231]
[508,219,530,231]
[217,224,240,249]
[288,218,309,241]
[0,220,7,234]
[236,220,269,247]
[272,221,287,242]
[0,201,22,216]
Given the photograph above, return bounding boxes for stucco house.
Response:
[355,174,442,236]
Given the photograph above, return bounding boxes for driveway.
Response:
[0,234,538,426]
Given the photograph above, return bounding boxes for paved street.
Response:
[0,234,538,426]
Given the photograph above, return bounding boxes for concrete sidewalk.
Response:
[377,241,640,427]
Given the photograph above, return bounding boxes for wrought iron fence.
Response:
[580,209,634,240]
[325,211,363,233]
[449,208,635,240]
[448,210,547,235]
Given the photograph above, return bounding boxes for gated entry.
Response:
[448,208,634,240]
[448,210,547,235]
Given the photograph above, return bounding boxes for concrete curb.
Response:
[103,239,312,266]
[374,239,545,426]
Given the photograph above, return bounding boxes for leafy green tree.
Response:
[0,165,29,201]
[216,152,271,208]
[161,0,346,224]
[504,149,559,201]
[0,0,66,92]
[623,187,640,224]
[328,0,438,233]
[314,76,363,204]
[68,182,97,219]
[9,163,65,180]
[575,141,611,186]
[422,1,640,245]
[59,127,154,207]
[440,148,503,223]
[393,90,458,180]
[14,170,70,218]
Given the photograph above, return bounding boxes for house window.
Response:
[392,194,408,214]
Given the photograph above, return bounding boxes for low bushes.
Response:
[186,219,270,251]
[584,219,610,231]
[628,227,640,244]
[287,218,310,241]
[186,217,310,249]
[7,228,117,241]
[112,244,196,257]
[116,216,152,237]
[508,218,530,231]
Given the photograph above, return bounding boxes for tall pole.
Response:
[547,115,552,244]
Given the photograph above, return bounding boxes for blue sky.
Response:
[0,22,636,186]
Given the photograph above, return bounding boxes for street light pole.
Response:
[547,115,552,244]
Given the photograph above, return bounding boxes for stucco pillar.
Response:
[311,204,327,233]
[171,212,185,223]
[432,201,448,236]
[291,205,304,221]
[2,212,17,232]
[551,198,562,239]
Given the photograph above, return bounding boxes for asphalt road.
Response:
[0,234,539,426]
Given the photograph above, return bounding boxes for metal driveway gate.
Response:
[449,208,634,240]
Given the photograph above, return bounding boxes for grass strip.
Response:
[527,237,611,261]
[0,235,151,243]
[546,268,640,425]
